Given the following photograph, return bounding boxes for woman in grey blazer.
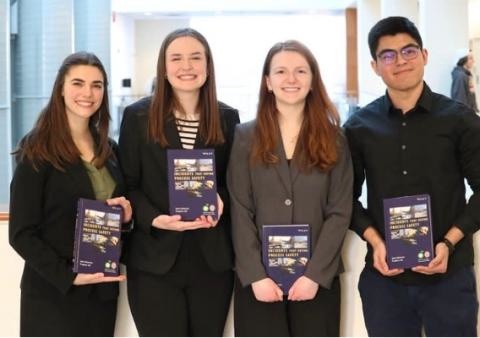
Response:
[228,40,353,336]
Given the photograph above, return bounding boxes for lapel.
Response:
[65,161,96,199]
[165,117,207,149]
[149,119,182,169]
[273,139,292,196]
[164,118,183,149]
[272,136,301,196]
[105,156,122,197]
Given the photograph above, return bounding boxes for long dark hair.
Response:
[148,28,224,146]
[14,51,111,170]
[251,40,340,172]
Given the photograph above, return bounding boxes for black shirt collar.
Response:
[384,82,434,116]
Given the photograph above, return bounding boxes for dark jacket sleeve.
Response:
[452,110,480,234]
[118,100,162,234]
[304,133,353,288]
[228,122,268,286]
[344,117,375,239]
[9,160,76,295]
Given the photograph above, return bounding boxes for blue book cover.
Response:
[167,149,218,221]
[383,194,434,269]
[73,198,123,276]
[262,224,311,295]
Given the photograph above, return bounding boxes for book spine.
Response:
[72,199,83,273]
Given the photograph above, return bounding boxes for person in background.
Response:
[451,48,479,112]
[118,28,239,336]
[9,51,132,337]
[228,40,352,336]
[344,16,480,336]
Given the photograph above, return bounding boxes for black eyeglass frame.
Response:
[376,44,421,65]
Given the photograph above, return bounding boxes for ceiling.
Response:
[112,0,356,17]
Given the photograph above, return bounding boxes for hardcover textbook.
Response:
[262,224,311,295]
[167,149,218,220]
[73,198,123,276]
[383,194,434,269]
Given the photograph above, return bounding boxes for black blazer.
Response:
[118,96,240,274]
[9,143,126,301]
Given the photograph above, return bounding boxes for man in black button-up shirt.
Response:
[345,16,480,336]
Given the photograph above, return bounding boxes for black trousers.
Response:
[359,266,478,336]
[126,235,234,336]
[20,290,117,337]
[234,275,340,337]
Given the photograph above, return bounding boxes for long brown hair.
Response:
[14,51,111,170]
[148,28,224,146]
[251,40,340,172]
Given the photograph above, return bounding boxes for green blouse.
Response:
[83,161,116,200]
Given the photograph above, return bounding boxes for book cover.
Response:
[262,224,311,295]
[167,149,218,221]
[73,198,123,276]
[383,194,434,269]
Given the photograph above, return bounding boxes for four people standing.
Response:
[8,19,480,337]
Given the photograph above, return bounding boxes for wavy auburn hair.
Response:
[148,28,224,146]
[14,51,111,171]
[251,40,340,172]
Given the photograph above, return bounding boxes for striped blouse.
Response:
[176,118,199,149]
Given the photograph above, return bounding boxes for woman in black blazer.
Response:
[9,52,132,337]
[118,28,239,336]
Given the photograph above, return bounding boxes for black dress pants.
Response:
[20,290,117,337]
[234,275,340,337]
[126,234,234,336]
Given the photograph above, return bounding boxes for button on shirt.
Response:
[344,83,480,285]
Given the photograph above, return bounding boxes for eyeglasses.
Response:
[376,45,421,65]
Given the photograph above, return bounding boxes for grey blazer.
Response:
[227,120,353,289]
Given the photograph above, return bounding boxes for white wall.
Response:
[110,13,135,136]
[0,222,22,336]
[191,14,347,122]
[469,0,480,38]
[469,0,480,109]
[133,18,189,98]
[117,13,347,123]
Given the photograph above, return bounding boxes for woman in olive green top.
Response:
[9,52,132,336]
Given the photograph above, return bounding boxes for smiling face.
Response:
[266,51,312,111]
[165,36,208,95]
[62,65,104,125]
[371,33,428,94]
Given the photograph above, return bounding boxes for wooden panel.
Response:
[346,7,358,100]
